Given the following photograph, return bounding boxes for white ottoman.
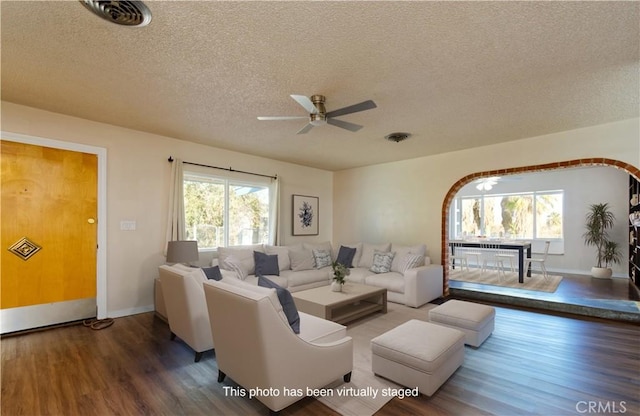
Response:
[371,320,465,396]
[429,300,495,347]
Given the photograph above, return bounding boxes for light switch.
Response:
[120,220,136,231]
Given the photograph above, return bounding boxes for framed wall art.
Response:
[292,194,319,236]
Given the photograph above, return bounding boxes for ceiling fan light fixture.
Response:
[385,132,411,143]
[310,113,326,126]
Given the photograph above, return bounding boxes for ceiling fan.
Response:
[257,94,377,134]
[474,176,522,191]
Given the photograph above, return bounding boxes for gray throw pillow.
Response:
[254,251,280,276]
[201,266,223,281]
[336,245,357,268]
[257,276,300,334]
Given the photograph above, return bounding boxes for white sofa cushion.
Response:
[358,243,391,268]
[344,267,372,283]
[303,241,333,257]
[298,312,348,344]
[390,244,427,272]
[265,244,299,271]
[289,248,315,271]
[282,268,331,288]
[365,271,405,294]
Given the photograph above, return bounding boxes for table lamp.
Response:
[166,240,199,266]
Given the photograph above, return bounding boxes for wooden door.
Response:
[1,140,97,332]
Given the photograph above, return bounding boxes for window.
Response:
[452,190,563,240]
[183,171,272,249]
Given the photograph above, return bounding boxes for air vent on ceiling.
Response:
[385,132,411,143]
[80,0,152,27]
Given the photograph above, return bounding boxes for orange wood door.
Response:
[1,140,97,309]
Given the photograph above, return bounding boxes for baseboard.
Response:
[545,267,627,279]
[107,305,155,319]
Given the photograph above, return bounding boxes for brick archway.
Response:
[440,158,640,296]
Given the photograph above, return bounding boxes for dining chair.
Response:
[524,241,551,281]
[481,242,506,280]
[494,243,516,274]
[449,242,469,272]
[464,246,483,270]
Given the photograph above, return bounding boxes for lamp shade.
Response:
[166,240,199,264]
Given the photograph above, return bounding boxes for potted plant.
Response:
[583,203,622,279]
[331,261,350,292]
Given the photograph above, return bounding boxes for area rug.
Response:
[317,302,435,416]
[449,268,563,293]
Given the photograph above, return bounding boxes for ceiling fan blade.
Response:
[327,118,363,132]
[296,123,314,134]
[290,95,318,114]
[325,100,376,118]
[257,116,308,120]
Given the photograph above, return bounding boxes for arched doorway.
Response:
[441,158,640,301]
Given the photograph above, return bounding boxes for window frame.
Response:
[183,169,274,251]
[450,189,564,242]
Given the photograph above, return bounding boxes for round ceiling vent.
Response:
[385,132,411,143]
[80,0,152,27]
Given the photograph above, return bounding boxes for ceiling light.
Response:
[80,0,152,27]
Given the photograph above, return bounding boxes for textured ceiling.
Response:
[2,1,638,171]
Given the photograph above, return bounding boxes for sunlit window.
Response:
[452,191,563,240]
[183,172,271,249]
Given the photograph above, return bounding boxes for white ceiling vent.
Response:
[80,0,152,27]
[385,132,411,143]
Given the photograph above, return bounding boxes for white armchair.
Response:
[203,279,353,414]
[158,265,214,362]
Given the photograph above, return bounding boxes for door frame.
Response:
[1,131,108,319]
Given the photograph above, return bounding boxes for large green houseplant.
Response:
[583,203,622,279]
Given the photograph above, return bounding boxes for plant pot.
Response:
[591,267,613,279]
[331,281,342,292]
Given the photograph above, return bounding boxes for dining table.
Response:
[449,240,532,283]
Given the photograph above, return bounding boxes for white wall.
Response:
[334,118,639,277]
[1,102,333,317]
[454,167,629,276]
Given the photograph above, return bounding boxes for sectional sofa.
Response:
[213,241,443,308]
[156,241,443,321]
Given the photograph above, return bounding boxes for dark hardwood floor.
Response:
[450,271,640,322]
[2,301,639,416]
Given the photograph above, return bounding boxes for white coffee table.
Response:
[292,283,387,324]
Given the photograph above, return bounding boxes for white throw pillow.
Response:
[225,255,248,280]
[369,250,395,274]
[359,243,391,269]
[390,244,427,272]
[312,249,332,269]
[217,244,264,275]
[398,254,425,273]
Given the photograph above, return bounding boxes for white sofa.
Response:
[214,242,443,308]
[203,277,353,413]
